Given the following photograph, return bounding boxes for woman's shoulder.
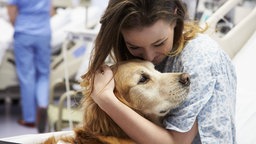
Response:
[179,33,225,64]
[170,33,230,72]
[174,33,234,75]
[183,33,221,54]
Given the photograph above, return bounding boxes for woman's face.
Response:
[122,19,176,65]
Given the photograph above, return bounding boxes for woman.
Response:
[84,0,237,143]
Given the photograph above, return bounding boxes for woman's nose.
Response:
[143,51,155,62]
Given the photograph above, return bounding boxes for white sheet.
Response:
[0,131,73,144]
[0,18,13,65]
[233,30,256,144]
[50,6,102,54]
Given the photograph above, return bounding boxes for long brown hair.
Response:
[82,0,203,93]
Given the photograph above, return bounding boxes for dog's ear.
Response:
[111,63,135,109]
[113,88,134,110]
[110,63,118,75]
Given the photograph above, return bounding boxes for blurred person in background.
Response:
[7,0,54,133]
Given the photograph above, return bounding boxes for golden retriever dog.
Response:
[44,59,190,144]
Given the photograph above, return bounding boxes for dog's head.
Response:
[112,59,190,121]
[80,59,190,138]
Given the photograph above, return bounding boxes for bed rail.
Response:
[204,0,256,58]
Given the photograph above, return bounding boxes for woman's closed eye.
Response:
[128,46,140,50]
[153,41,165,47]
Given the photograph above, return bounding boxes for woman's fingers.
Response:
[92,65,115,102]
[95,65,113,83]
[98,65,111,76]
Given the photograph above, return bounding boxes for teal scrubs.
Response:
[8,0,51,123]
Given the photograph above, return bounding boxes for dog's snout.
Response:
[179,73,190,86]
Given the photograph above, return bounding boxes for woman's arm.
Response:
[7,5,18,26]
[92,65,198,144]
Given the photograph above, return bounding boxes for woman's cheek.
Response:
[129,50,141,57]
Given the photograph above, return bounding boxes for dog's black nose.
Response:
[179,73,190,86]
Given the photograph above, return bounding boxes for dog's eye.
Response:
[138,74,149,84]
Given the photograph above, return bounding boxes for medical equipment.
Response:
[47,0,108,131]
[47,27,99,131]
[204,0,256,58]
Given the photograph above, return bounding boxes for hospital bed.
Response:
[204,0,256,58]
[0,16,17,100]
[47,0,108,131]
[47,26,100,132]
[233,29,256,144]
[0,0,256,143]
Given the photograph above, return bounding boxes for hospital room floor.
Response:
[0,99,38,138]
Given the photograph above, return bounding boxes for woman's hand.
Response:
[91,65,116,106]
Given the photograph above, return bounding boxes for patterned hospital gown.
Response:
[155,34,237,144]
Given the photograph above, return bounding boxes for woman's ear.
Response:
[174,8,178,15]
[173,21,177,28]
[170,20,177,29]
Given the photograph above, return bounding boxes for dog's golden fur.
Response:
[44,59,190,144]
